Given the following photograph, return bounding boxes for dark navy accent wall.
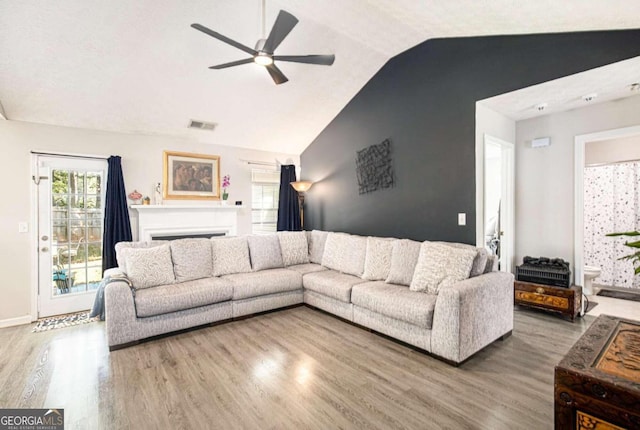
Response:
[300,30,640,243]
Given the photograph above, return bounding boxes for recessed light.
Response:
[631,83,640,92]
[534,103,548,111]
[582,93,598,102]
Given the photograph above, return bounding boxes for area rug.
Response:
[597,289,640,302]
[32,311,96,333]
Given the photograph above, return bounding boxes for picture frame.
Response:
[163,150,221,200]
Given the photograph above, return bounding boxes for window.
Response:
[251,169,280,234]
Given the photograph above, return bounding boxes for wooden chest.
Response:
[555,315,640,429]
[514,281,581,321]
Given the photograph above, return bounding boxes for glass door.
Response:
[37,156,108,317]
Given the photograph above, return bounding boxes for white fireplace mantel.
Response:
[131,204,244,241]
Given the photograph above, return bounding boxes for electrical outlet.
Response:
[18,222,29,233]
[458,213,466,226]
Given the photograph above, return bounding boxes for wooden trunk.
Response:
[555,315,640,429]
[514,281,581,321]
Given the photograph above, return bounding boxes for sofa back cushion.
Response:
[308,230,329,264]
[211,236,252,276]
[485,255,499,273]
[385,239,422,286]
[170,238,213,282]
[410,242,477,294]
[277,231,310,266]
[362,237,396,281]
[321,232,367,277]
[247,234,284,271]
[438,241,489,278]
[122,243,175,289]
[115,240,169,274]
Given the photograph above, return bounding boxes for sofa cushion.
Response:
[170,238,213,282]
[410,242,477,294]
[123,244,175,289]
[278,231,310,266]
[223,268,302,300]
[303,269,367,303]
[115,240,169,274]
[439,242,489,278]
[321,233,367,277]
[485,255,499,273]
[351,281,437,329]
[385,239,421,286]
[211,236,252,276]
[134,277,232,317]
[362,237,396,281]
[285,263,328,275]
[308,230,329,264]
[248,234,284,271]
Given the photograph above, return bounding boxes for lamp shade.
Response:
[290,180,313,192]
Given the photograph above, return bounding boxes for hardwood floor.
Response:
[0,306,594,429]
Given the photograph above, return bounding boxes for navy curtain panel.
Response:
[276,165,301,231]
[102,156,132,273]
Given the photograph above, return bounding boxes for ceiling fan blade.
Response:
[262,10,298,54]
[209,58,255,69]
[266,64,289,85]
[191,23,257,56]
[274,55,335,66]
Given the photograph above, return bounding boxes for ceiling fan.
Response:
[191,8,335,85]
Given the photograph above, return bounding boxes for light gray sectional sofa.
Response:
[105,230,514,365]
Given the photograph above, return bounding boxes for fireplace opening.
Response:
[150,232,227,241]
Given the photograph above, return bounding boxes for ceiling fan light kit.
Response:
[191,9,335,85]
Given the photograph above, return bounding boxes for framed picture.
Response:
[163,151,220,200]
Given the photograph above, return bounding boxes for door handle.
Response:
[41,247,49,252]
[41,235,49,241]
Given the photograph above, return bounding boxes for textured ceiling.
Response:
[1,1,640,154]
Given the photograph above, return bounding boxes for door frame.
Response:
[574,124,640,293]
[476,134,515,272]
[31,151,108,319]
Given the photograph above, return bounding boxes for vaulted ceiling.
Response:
[1,1,639,154]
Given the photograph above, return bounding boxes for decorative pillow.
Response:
[247,235,284,271]
[308,230,329,264]
[439,242,489,278]
[278,231,310,266]
[410,242,477,294]
[322,233,367,277]
[385,239,422,286]
[485,255,499,273]
[123,244,175,289]
[362,237,396,281]
[211,236,252,276]
[170,238,213,282]
[115,240,169,274]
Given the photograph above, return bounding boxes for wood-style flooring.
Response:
[0,306,594,429]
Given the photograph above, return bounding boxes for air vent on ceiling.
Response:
[188,119,217,131]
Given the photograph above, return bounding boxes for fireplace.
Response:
[131,204,243,242]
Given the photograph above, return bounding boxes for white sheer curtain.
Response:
[584,161,640,289]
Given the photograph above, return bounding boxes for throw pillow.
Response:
[247,234,284,271]
[115,240,169,274]
[123,244,175,289]
[385,239,422,286]
[170,238,213,282]
[278,231,310,266]
[439,242,489,278]
[308,230,329,264]
[362,237,396,281]
[410,242,477,294]
[211,236,252,276]
[322,233,367,277]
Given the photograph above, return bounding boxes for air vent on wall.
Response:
[188,119,217,131]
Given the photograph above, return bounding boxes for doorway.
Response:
[481,135,514,272]
[34,155,108,317]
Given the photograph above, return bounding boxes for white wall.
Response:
[515,95,640,277]
[586,133,640,165]
[475,103,516,247]
[0,120,298,324]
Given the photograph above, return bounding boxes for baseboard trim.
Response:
[0,315,33,328]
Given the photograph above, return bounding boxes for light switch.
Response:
[18,222,29,233]
[458,213,466,226]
